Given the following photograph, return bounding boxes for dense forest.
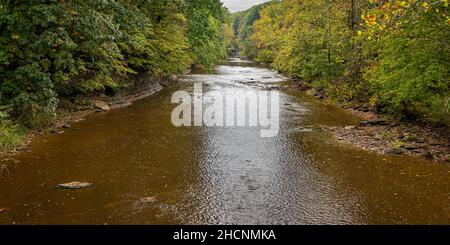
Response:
[234,0,449,126]
[0,0,233,148]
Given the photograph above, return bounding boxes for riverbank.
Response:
[0,77,179,160]
[287,79,450,164]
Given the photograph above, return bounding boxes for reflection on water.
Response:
[0,59,449,224]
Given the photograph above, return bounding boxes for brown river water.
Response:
[0,59,449,224]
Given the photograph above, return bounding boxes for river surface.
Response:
[0,59,449,224]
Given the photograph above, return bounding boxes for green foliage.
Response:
[250,0,352,82]
[0,122,27,150]
[364,2,450,125]
[119,0,193,77]
[328,82,371,104]
[0,0,231,128]
[234,0,450,126]
[184,0,231,70]
[328,48,372,104]
[233,2,272,59]
[0,110,27,150]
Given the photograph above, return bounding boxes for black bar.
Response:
[0,226,448,243]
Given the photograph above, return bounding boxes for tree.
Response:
[362,0,450,124]
[184,0,230,70]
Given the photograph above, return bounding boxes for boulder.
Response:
[94,100,110,111]
[51,129,65,135]
[56,181,92,190]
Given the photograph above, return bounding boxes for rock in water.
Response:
[93,100,110,111]
[56,181,92,190]
[0,208,8,213]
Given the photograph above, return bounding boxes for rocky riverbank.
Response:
[331,111,449,163]
[54,82,165,129]
[301,83,450,163]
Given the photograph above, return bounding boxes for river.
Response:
[0,58,449,224]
